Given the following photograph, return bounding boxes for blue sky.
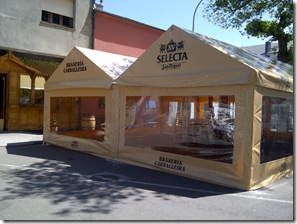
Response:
[97,0,272,47]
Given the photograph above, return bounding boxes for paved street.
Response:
[0,132,294,221]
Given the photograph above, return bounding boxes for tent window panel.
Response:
[260,96,293,164]
[125,95,235,164]
[50,97,105,142]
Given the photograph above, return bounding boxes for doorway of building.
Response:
[0,74,7,130]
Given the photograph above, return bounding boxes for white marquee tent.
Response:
[116,25,293,190]
[43,46,136,158]
[44,26,293,190]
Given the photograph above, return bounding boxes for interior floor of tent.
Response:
[125,132,234,164]
[56,130,105,141]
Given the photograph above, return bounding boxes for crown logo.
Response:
[71,140,78,148]
[177,40,185,51]
[167,40,176,52]
[159,40,185,53]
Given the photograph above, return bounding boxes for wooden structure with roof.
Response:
[0,51,59,131]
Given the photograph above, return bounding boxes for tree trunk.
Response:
[277,35,289,63]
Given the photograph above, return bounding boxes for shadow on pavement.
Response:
[3,142,243,216]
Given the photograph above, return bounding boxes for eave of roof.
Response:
[19,57,60,78]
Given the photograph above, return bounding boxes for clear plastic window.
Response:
[125,96,235,163]
[260,96,293,163]
[50,97,105,141]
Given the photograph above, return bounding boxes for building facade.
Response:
[1,0,281,132]
[93,9,164,58]
[0,0,94,131]
[0,0,164,131]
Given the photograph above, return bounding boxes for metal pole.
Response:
[192,0,203,32]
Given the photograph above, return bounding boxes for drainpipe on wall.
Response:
[91,0,96,49]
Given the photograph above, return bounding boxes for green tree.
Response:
[203,0,293,63]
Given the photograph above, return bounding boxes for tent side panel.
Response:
[118,148,244,189]
[118,85,254,190]
[233,85,254,189]
[250,87,293,189]
[43,88,50,144]
[43,88,118,159]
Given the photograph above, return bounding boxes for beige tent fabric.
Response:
[46,46,136,90]
[117,85,254,190]
[43,26,293,190]
[249,87,293,190]
[114,25,293,190]
[44,47,136,157]
[43,87,120,157]
[117,25,293,92]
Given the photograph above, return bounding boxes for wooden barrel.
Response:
[81,114,96,130]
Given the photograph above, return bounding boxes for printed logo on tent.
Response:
[63,61,87,73]
[71,140,79,149]
[154,156,186,172]
[157,39,188,71]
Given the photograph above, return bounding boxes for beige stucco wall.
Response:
[0,0,93,58]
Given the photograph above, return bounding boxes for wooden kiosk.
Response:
[0,51,50,131]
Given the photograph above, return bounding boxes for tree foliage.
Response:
[203,0,293,63]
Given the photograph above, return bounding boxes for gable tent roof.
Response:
[46,46,136,90]
[117,25,293,92]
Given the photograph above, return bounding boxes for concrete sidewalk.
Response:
[0,131,43,147]
[0,131,293,221]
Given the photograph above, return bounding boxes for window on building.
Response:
[41,10,74,28]
[41,10,50,23]
[52,13,60,25]
[20,75,31,105]
[35,77,46,104]
[20,75,45,105]
[62,16,73,28]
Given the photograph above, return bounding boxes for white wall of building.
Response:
[0,0,93,58]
